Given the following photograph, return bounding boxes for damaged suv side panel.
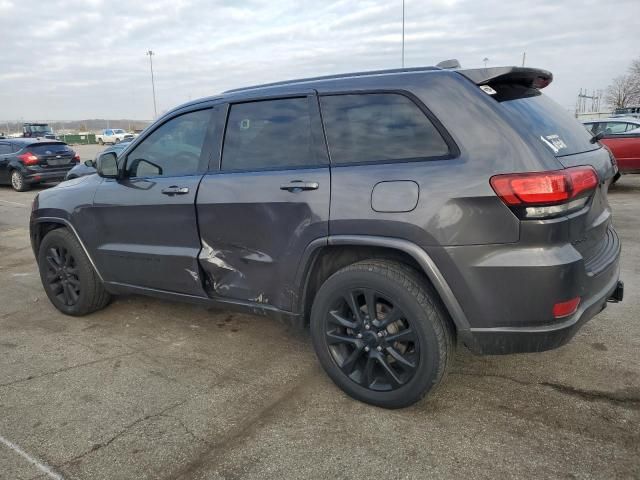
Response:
[196,94,330,311]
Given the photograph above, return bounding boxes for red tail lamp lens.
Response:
[491,166,597,207]
[553,297,581,318]
[17,152,39,165]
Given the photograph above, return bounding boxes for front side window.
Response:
[320,93,450,165]
[126,109,211,177]
[222,97,317,171]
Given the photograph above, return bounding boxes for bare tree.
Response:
[605,74,636,109]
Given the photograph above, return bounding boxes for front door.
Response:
[196,95,330,311]
[91,107,216,295]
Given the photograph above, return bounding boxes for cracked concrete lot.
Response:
[0,151,638,479]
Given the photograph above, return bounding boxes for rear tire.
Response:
[310,260,452,408]
[10,170,29,192]
[37,228,111,316]
[98,138,104,145]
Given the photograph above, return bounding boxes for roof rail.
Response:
[224,66,441,94]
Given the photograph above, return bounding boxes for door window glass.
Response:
[604,122,628,135]
[222,98,317,171]
[126,109,211,177]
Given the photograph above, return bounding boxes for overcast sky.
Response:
[0,0,638,121]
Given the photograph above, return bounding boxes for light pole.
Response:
[483,57,489,68]
[401,0,405,68]
[146,50,158,119]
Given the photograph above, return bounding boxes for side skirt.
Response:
[104,281,302,327]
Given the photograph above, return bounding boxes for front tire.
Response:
[310,260,452,408]
[37,228,111,316]
[98,138,104,145]
[10,170,29,192]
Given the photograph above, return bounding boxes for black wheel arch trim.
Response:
[295,235,474,341]
[31,217,104,283]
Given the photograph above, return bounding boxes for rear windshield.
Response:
[28,143,72,154]
[494,85,598,157]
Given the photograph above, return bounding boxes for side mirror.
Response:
[84,159,95,167]
[96,152,119,178]
[590,131,606,144]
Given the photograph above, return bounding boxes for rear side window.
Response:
[494,85,598,157]
[222,97,318,171]
[319,93,450,165]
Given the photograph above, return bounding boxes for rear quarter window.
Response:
[319,93,450,165]
[494,85,598,157]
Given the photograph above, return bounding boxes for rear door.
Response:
[196,94,330,311]
[601,135,640,172]
[91,107,216,295]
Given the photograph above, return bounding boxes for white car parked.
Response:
[95,128,134,145]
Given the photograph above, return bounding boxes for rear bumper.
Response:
[429,225,622,355]
[24,166,75,183]
[464,272,622,355]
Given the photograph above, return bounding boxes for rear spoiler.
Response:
[457,66,553,89]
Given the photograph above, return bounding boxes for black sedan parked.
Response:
[0,138,79,191]
[65,141,131,180]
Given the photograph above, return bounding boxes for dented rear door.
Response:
[196,94,330,311]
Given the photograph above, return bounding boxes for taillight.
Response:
[17,152,39,165]
[72,152,80,162]
[553,297,580,318]
[490,166,598,219]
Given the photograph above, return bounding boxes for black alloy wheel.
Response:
[37,228,111,316]
[310,260,452,408]
[44,245,81,307]
[325,287,419,391]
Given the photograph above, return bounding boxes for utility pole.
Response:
[483,57,489,68]
[146,50,158,119]
[521,51,526,67]
[401,0,405,68]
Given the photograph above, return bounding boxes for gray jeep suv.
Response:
[30,65,623,408]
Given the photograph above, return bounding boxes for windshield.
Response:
[28,125,53,133]
[495,85,598,157]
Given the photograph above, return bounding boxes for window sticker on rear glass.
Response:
[540,134,567,154]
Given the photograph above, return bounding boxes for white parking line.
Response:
[0,434,64,479]
[0,199,28,208]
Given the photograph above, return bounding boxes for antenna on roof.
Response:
[436,59,461,69]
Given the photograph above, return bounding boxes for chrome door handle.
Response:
[280,181,319,192]
[161,186,189,195]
